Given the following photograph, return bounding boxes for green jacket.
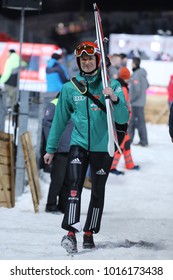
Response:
[46,69,129,153]
[0,52,27,85]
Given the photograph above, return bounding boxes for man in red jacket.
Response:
[169,103,173,142]
[167,74,173,109]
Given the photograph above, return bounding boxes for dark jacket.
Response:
[169,103,173,140]
[42,97,73,153]
[39,97,73,170]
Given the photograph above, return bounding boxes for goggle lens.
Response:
[75,45,98,57]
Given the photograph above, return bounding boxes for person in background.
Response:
[169,103,173,142]
[109,53,122,79]
[167,74,173,109]
[67,55,79,78]
[128,57,149,147]
[109,53,128,80]
[110,67,140,175]
[83,165,92,189]
[0,49,27,110]
[119,53,128,67]
[40,93,73,214]
[44,48,69,108]
[44,41,129,254]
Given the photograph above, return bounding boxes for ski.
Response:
[93,3,122,156]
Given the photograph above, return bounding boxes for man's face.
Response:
[79,53,96,73]
[110,55,121,67]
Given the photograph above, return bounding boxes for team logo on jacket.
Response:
[90,103,101,111]
[73,96,85,102]
[71,190,77,197]
[93,95,100,99]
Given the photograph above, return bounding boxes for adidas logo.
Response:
[71,158,81,164]
[96,168,106,175]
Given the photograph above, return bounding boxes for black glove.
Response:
[106,56,111,68]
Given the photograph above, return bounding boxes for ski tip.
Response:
[93,3,99,11]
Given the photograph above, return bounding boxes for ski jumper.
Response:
[46,68,129,234]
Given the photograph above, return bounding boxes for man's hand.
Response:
[44,153,54,165]
[102,87,118,102]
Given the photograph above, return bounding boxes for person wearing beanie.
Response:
[44,41,129,253]
[119,66,130,80]
[110,66,140,175]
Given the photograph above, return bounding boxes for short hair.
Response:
[9,49,16,54]
[132,57,141,67]
[51,53,62,60]
[119,53,127,59]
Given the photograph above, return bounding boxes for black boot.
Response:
[110,169,125,175]
[83,232,95,249]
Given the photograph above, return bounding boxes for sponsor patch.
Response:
[71,190,77,197]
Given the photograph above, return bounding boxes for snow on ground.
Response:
[0,121,172,262]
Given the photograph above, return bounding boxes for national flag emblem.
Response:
[71,190,77,197]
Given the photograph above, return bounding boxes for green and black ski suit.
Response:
[46,69,129,234]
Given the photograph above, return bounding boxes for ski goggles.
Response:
[74,45,100,57]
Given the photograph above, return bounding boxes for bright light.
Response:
[118,39,125,48]
[150,41,161,52]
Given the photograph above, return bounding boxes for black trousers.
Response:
[61,145,113,234]
[46,152,68,212]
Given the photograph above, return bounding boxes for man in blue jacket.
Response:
[44,49,69,109]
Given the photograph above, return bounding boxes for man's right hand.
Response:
[44,153,54,165]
